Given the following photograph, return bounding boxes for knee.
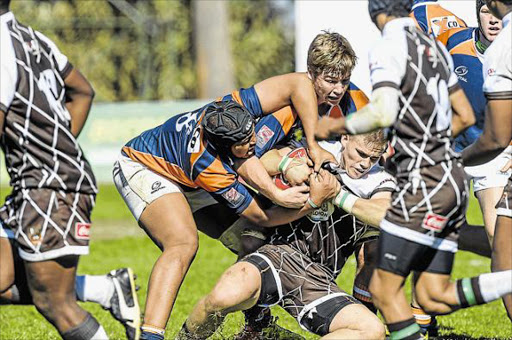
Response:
[0,271,15,294]
[163,234,199,260]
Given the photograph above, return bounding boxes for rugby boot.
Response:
[234,317,305,340]
[106,268,141,340]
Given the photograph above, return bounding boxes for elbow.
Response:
[464,114,476,129]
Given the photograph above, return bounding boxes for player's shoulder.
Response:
[346,82,369,111]
[342,165,396,199]
[437,27,474,48]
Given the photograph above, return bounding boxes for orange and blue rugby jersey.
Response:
[327,82,369,119]
[438,27,485,151]
[410,0,467,37]
[122,86,266,214]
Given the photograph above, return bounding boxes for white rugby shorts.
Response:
[113,154,217,221]
[465,146,512,193]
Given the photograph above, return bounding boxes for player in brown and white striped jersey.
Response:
[0,0,139,338]
[316,0,512,338]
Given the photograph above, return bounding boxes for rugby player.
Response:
[315,0,512,338]
[410,1,505,333]
[114,100,338,340]
[178,130,393,340]
[410,0,467,37]
[462,0,512,321]
[0,1,140,339]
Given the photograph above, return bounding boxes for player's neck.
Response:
[476,29,491,54]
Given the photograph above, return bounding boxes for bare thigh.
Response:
[0,238,15,293]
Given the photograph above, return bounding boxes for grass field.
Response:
[1,185,511,339]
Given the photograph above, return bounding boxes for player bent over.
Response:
[179,130,394,340]
[316,0,512,338]
[462,0,512,321]
[114,100,338,340]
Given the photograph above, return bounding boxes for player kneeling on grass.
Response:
[178,130,395,340]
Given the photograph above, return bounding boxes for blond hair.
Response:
[307,31,358,79]
[353,129,388,153]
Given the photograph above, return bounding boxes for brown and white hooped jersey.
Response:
[369,18,461,174]
[0,12,96,194]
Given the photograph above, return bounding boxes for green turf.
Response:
[1,185,511,339]
[1,234,511,339]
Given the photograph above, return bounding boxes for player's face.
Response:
[231,130,257,159]
[341,136,384,179]
[480,5,502,42]
[311,72,351,106]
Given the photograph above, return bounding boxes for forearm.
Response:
[66,92,94,137]
[235,156,279,200]
[290,79,319,148]
[351,198,390,228]
[450,88,475,138]
[462,134,507,166]
[345,86,399,135]
[258,203,314,227]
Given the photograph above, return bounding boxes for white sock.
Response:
[91,325,109,340]
[75,275,115,308]
[479,270,512,303]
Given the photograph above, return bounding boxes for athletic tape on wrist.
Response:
[278,155,293,173]
[307,198,320,209]
[333,190,357,213]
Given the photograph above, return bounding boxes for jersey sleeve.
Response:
[369,38,407,91]
[193,155,253,214]
[208,182,254,215]
[221,86,264,119]
[483,42,512,100]
[254,106,298,158]
[35,31,73,79]
[0,28,17,112]
[369,169,397,197]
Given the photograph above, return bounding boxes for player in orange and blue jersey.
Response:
[115,79,339,340]
[410,0,467,37]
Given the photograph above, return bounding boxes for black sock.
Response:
[244,305,271,331]
[456,277,486,308]
[387,318,422,340]
[61,313,100,340]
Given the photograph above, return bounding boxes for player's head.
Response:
[307,31,357,106]
[478,0,503,42]
[0,0,11,12]
[485,0,512,20]
[340,130,388,179]
[202,100,256,159]
[368,0,413,30]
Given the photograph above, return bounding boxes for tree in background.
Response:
[11,0,294,101]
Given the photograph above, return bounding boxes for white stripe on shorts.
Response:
[380,219,458,253]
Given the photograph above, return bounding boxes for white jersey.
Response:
[483,12,512,101]
[318,140,396,198]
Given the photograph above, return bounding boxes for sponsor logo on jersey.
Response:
[488,68,496,76]
[307,201,335,222]
[222,187,244,206]
[75,223,91,240]
[431,16,460,36]
[256,125,275,149]
[422,213,448,232]
[455,66,469,83]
